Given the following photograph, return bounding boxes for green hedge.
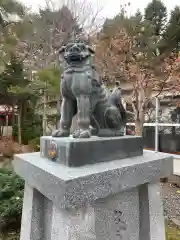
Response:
[28,137,40,151]
[0,168,24,233]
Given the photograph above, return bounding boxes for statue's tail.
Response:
[108,82,126,126]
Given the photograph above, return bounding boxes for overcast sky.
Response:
[19,0,180,18]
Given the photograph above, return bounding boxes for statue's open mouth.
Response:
[67,53,82,61]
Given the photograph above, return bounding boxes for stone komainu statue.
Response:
[52,41,126,138]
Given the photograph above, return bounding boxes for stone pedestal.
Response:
[40,136,143,166]
[13,136,173,240]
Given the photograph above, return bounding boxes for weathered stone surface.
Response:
[95,188,139,240]
[20,183,44,240]
[13,149,173,239]
[40,135,143,167]
[139,183,166,240]
[13,150,173,209]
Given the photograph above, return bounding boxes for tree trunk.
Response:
[12,103,16,127]
[172,126,176,137]
[18,103,22,145]
[135,111,145,136]
[42,89,47,136]
[5,115,8,136]
[56,99,61,129]
[0,118,3,137]
[135,120,143,136]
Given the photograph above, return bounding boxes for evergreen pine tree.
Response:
[162,6,180,53]
[144,0,167,36]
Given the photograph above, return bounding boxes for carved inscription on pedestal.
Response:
[114,209,127,239]
[95,189,139,240]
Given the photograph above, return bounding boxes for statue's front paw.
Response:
[52,129,70,137]
[72,129,80,138]
[80,130,91,138]
[73,129,91,138]
[90,127,98,136]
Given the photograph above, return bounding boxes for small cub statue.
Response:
[52,40,126,138]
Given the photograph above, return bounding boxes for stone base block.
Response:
[13,150,173,240]
[13,150,172,209]
[40,135,143,167]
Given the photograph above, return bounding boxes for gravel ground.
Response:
[161,182,180,224]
